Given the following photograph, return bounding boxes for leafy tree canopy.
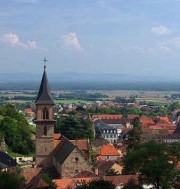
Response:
[0,104,34,154]
[55,116,94,140]
[0,171,24,189]
[126,117,142,150]
[123,141,179,189]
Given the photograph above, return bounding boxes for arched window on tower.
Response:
[43,107,49,119]
[43,126,47,136]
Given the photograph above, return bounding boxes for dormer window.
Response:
[43,107,49,119]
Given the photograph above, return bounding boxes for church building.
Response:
[34,64,92,178]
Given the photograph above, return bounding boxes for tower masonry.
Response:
[35,65,56,168]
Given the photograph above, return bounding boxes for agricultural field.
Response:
[0,89,180,105]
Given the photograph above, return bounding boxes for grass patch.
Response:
[55,99,92,104]
[7,150,35,158]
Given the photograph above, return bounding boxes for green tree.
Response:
[105,168,119,176]
[0,104,34,154]
[166,142,180,167]
[39,173,56,188]
[127,117,142,150]
[0,171,24,189]
[123,141,179,189]
[55,116,94,140]
[122,178,141,189]
[120,107,142,117]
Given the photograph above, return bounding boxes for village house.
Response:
[96,160,123,175]
[94,120,119,143]
[0,150,17,172]
[97,144,120,161]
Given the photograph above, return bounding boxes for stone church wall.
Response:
[61,148,91,178]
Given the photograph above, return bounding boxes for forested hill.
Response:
[1,81,180,91]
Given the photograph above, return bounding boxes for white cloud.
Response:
[62,33,84,52]
[0,33,37,49]
[151,25,170,35]
[158,46,172,53]
[119,45,172,54]
[160,37,180,47]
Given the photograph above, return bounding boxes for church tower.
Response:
[35,63,56,168]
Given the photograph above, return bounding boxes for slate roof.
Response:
[94,120,116,132]
[0,150,16,168]
[54,137,76,164]
[91,139,109,148]
[35,67,54,105]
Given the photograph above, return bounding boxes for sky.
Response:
[1,0,180,79]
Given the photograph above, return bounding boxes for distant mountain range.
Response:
[0,72,179,82]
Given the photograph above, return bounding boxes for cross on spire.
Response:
[43,57,48,70]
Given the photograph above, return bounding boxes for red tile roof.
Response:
[105,175,138,186]
[71,140,89,151]
[24,108,35,117]
[24,176,50,189]
[22,167,42,184]
[158,116,173,125]
[53,178,72,189]
[127,114,139,120]
[141,115,155,127]
[92,114,123,121]
[53,175,138,189]
[100,144,119,156]
[54,134,62,148]
[54,134,89,152]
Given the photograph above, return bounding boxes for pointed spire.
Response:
[35,62,54,105]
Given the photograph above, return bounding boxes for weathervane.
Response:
[43,57,48,70]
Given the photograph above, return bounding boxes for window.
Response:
[106,135,109,138]
[43,126,47,136]
[43,107,49,119]
[75,157,79,162]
